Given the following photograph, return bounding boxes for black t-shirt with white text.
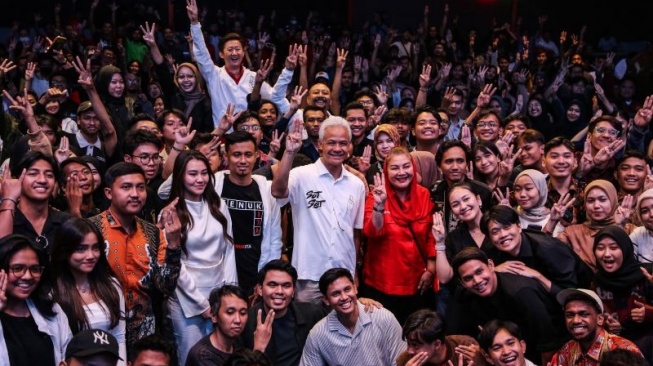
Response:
[221,178,264,295]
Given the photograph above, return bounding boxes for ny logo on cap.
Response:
[93,330,110,345]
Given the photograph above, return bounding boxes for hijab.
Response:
[174,62,206,118]
[515,169,550,222]
[95,65,125,105]
[584,179,618,229]
[593,225,645,291]
[411,151,439,188]
[373,124,401,160]
[384,150,434,231]
[636,188,653,225]
[561,98,591,139]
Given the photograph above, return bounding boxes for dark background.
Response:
[1,0,651,44]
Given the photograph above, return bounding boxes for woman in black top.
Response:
[0,235,72,365]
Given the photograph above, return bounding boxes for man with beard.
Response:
[186,285,252,366]
[243,260,326,366]
[551,289,641,365]
[299,268,405,366]
[187,0,292,127]
[447,247,566,365]
[122,130,165,223]
[88,162,182,348]
[272,117,365,304]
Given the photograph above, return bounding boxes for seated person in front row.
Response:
[550,288,642,366]
[396,309,487,366]
[446,247,567,365]
[477,319,539,366]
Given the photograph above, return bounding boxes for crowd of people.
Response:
[0,0,652,365]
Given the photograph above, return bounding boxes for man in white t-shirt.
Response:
[272,116,365,304]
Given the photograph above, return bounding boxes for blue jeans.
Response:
[168,296,213,366]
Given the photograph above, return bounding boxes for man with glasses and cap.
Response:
[59,329,122,366]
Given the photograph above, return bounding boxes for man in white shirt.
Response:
[271,117,365,304]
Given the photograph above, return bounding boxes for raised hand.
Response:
[256,58,273,83]
[406,352,429,366]
[55,136,71,163]
[0,59,17,79]
[354,56,362,74]
[289,85,307,110]
[549,193,576,222]
[71,56,94,90]
[358,145,372,173]
[593,139,626,166]
[336,48,348,70]
[285,118,304,154]
[432,212,445,244]
[603,313,622,334]
[269,130,285,155]
[476,83,497,108]
[140,22,157,46]
[65,172,84,215]
[466,163,474,180]
[372,172,387,206]
[3,88,34,119]
[253,309,275,352]
[297,45,307,67]
[578,138,595,176]
[644,165,653,192]
[186,0,199,24]
[641,267,653,283]
[496,132,515,159]
[498,147,521,180]
[441,86,456,109]
[614,194,633,226]
[631,300,646,323]
[1,167,25,202]
[461,124,472,149]
[373,85,388,106]
[285,44,299,71]
[24,62,36,82]
[419,64,432,89]
[493,187,511,206]
[257,32,270,50]
[161,198,182,247]
[369,105,387,127]
[216,103,243,134]
[174,117,196,147]
[477,65,488,82]
[633,95,653,128]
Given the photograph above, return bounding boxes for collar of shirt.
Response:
[76,131,102,150]
[316,158,350,182]
[326,301,371,337]
[570,328,607,363]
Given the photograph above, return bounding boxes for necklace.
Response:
[77,283,90,293]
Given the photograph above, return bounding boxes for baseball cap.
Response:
[77,101,93,114]
[315,71,330,82]
[556,288,604,313]
[65,329,122,360]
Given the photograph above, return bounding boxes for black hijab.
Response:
[593,225,646,291]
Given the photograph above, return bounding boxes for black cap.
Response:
[65,329,122,360]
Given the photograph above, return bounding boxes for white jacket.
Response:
[158,171,283,272]
[0,299,72,366]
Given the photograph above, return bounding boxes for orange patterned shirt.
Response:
[89,209,181,347]
[550,328,641,365]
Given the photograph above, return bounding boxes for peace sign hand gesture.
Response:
[140,22,157,47]
[633,95,653,128]
[493,187,511,206]
[269,130,285,155]
[216,103,243,134]
[253,309,275,352]
[284,118,304,154]
[174,117,196,147]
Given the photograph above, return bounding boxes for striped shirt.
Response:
[299,302,405,366]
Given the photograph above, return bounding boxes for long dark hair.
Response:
[50,218,122,333]
[0,235,56,317]
[169,150,233,253]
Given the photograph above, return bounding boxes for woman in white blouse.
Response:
[51,218,126,365]
[167,150,236,365]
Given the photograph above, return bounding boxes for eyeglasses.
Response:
[477,122,498,128]
[595,126,619,137]
[359,100,374,106]
[8,264,45,277]
[239,125,261,131]
[132,154,162,164]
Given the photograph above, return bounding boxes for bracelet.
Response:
[0,198,18,205]
[436,244,446,252]
[171,145,184,152]
[419,88,428,92]
[373,206,384,213]
[26,127,43,136]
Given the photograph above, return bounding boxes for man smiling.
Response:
[299,268,405,366]
[551,289,641,366]
[447,247,566,365]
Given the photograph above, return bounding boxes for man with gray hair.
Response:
[272,116,366,304]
